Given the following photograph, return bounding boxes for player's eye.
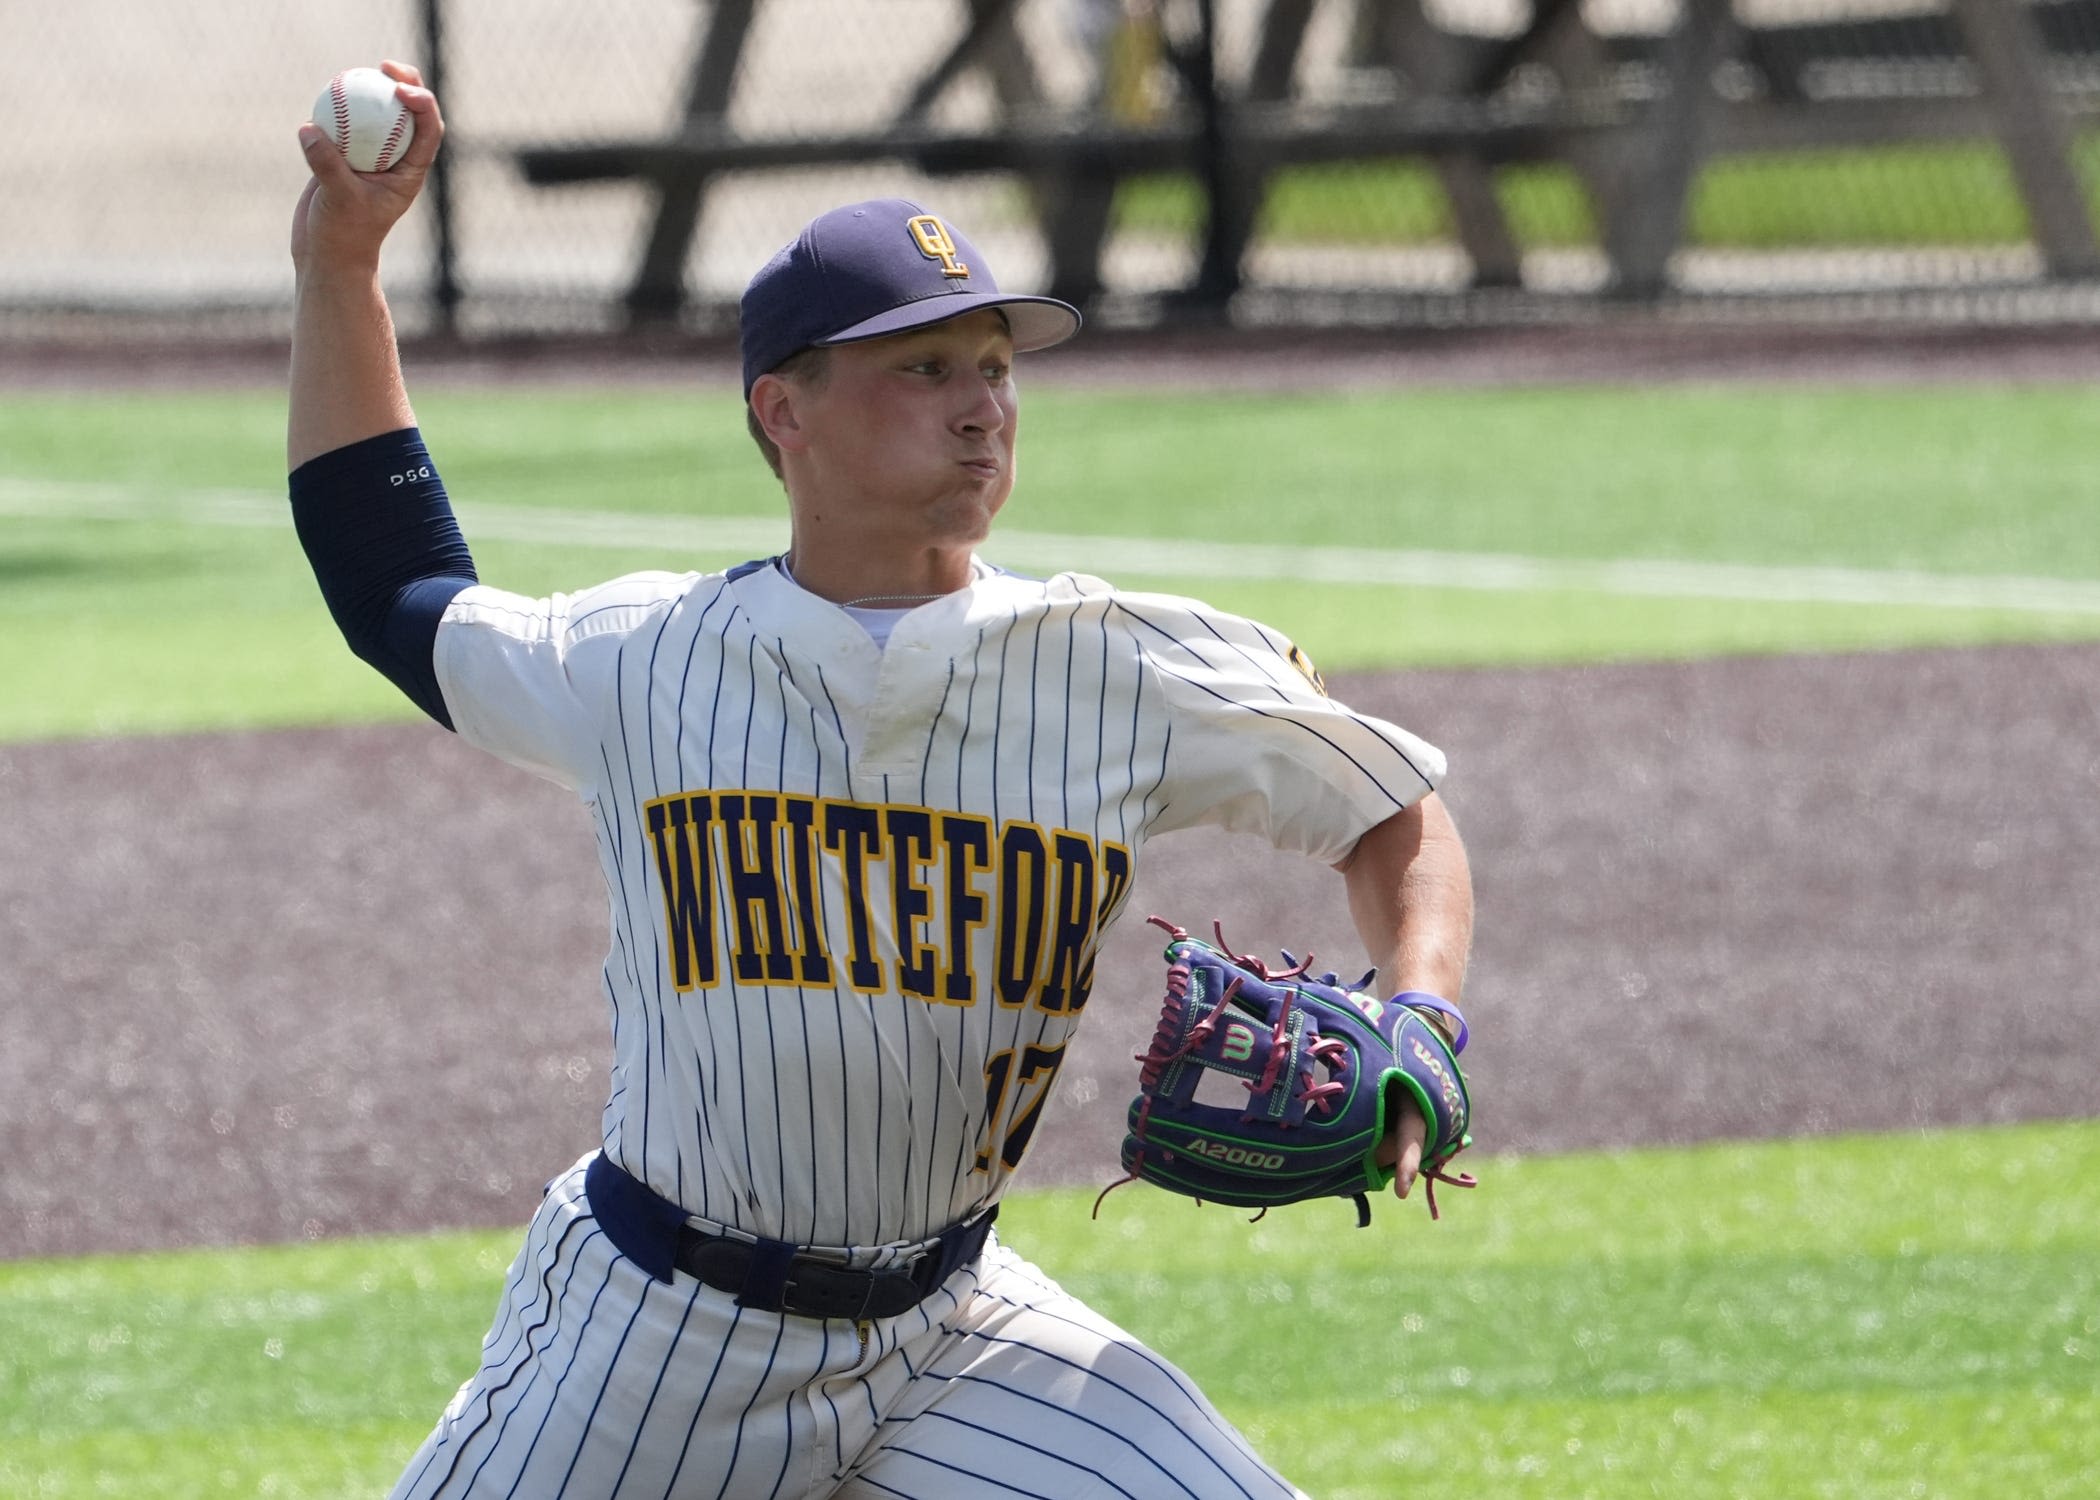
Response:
[982,362,1010,383]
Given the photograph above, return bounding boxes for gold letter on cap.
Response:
[907,215,971,279]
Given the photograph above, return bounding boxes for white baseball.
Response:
[312,67,415,173]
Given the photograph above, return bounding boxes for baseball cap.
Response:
[739,198,1081,395]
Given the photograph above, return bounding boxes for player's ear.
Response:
[749,373,809,454]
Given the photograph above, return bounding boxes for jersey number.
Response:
[975,1043,1067,1173]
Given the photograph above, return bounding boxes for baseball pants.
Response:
[388,1154,1308,1499]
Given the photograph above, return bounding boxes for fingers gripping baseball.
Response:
[291,61,444,271]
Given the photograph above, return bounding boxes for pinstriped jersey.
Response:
[432,558,1443,1250]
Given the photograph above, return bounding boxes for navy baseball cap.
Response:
[739,198,1081,395]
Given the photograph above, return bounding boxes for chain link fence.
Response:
[5,1,2100,342]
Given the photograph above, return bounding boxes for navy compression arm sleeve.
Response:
[289,427,478,729]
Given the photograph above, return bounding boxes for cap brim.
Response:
[816,292,1081,355]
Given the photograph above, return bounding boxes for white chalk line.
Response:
[4,474,2098,616]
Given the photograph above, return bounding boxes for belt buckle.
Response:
[694,1219,977,1321]
[866,1261,927,1318]
[780,1255,912,1321]
[906,1242,946,1298]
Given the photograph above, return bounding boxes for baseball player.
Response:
[290,62,1473,1499]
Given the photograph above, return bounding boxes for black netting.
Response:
[8,0,2100,343]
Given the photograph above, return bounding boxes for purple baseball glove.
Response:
[1096,917,1475,1227]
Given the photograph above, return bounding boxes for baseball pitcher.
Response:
[289,61,1475,1499]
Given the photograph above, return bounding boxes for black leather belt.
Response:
[584,1153,995,1321]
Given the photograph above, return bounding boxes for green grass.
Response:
[0,1235,512,1496]
[4,383,2100,741]
[4,1121,2096,1497]
[1093,579,2100,673]
[1110,138,2100,249]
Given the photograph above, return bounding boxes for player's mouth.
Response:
[958,458,1002,480]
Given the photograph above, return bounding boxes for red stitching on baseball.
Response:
[330,74,351,149]
[375,111,410,172]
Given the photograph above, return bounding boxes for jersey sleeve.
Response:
[432,572,697,793]
[1116,590,1445,864]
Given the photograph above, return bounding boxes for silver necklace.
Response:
[779,557,948,610]
[841,591,944,609]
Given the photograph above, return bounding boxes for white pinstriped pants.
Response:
[389,1155,1308,1500]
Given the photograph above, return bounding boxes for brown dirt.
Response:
[6,641,2097,1260]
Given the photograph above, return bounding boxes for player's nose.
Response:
[951,372,1008,435]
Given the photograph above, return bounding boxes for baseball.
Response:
[312,67,414,173]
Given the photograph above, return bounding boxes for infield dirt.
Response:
[4,640,2096,1260]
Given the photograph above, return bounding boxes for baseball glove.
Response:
[1096,917,1475,1228]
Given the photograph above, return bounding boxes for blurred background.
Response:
[7,0,2100,345]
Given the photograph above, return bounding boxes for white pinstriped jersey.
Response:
[433,557,1442,1251]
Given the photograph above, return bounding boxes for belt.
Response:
[583,1153,996,1321]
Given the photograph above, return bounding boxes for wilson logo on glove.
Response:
[1409,1037,1467,1122]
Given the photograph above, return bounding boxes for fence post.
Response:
[625,0,760,326]
[421,0,461,337]
[1196,0,1318,301]
[1190,0,1241,311]
[1383,0,1524,290]
[1950,0,2100,279]
[1604,0,1736,301]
